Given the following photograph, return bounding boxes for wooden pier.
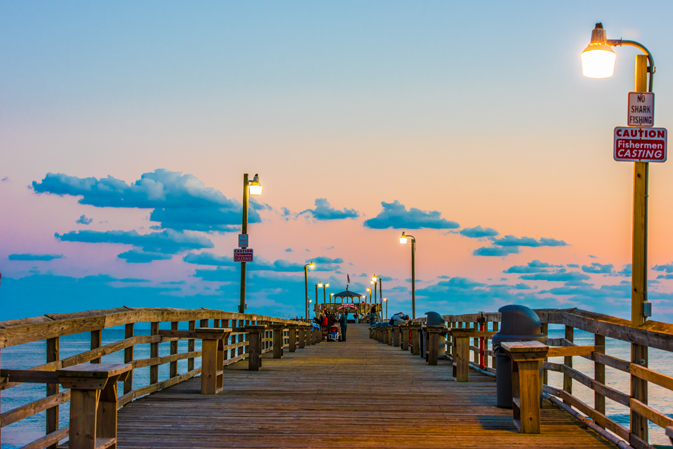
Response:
[115,324,608,448]
[2,307,673,448]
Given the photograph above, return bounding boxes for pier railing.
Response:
[0,307,305,449]
[408,308,673,449]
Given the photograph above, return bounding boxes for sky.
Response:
[3,1,673,322]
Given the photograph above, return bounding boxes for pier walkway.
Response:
[114,324,612,448]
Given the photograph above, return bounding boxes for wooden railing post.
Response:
[271,324,284,359]
[595,334,606,424]
[387,326,393,346]
[123,324,134,395]
[187,320,196,372]
[541,322,548,386]
[563,325,574,404]
[492,321,499,369]
[150,322,159,385]
[91,329,102,364]
[46,336,59,449]
[472,322,479,365]
[170,321,179,378]
[289,325,298,352]
[401,324,409,351]
[245,325,266,371]
[237,319,245,357]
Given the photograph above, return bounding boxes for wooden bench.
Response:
[159,327,231,394]
[408,323,422,355]
[270,324,286,358]
[57,363,133,449]
[244,325,267,371]
[400,324,409,351]
[288,324,298,352]
[448,329,496,381]
[500,341,549,434]
[423,325,446,366]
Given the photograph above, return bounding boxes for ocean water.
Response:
[2,327,673,447]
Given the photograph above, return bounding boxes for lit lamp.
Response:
[383,297,388,320]
[366,287,371,302]
[399,231,417,319]
[304,261,315,319]
[580,24,616,78]
[579,23,656,443]
[239,173,263,314]
[330,292,334,303]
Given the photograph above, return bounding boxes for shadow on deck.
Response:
[115,324,613,448]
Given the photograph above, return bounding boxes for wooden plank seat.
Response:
[448,329,497,381]
[244,325,267,371]
[423,325,446,366]
[57,363,132,449]
[159,327,232,394]
[501,341,549,434]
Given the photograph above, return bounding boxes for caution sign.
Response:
[234,248,254,262]
[614,127,667,163]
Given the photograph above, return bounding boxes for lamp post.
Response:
[366,288,371,303]
[399,232,416,319]
[580,23,656,442]
[304,262,315,319]
[239,174,262,314]
[330,292,334,304]
[316,283,322,311]
[322,282,329,303]
[383,298,388,320]
[371,276,378,305]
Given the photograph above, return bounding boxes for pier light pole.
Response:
[316,283,322,311]
[304,262,315,319]
[322,282,329,303]
[239,174,262,314]
[371,278,378,304]
[580,22,656,442]
[330,292,334,303]
[367,288,371,303]
[383,298,388,320]
[399,232,416,319]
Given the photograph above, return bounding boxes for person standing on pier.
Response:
[339,311,348,342]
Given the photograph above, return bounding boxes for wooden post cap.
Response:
[244,325,267,332]
[57,363,133,390]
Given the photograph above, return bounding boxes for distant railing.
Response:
[0,307,306,449]
[403,308,673,449]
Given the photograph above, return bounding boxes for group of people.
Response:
[314,309,349,341]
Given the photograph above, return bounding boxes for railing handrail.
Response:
[0,306,305,349]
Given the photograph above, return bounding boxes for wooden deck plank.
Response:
[114,324,614,448]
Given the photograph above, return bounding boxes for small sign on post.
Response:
[628,92,655,128]
[238,234,249,248]
[614,127,667,163]
[234,248,254,262]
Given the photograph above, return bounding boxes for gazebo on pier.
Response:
[313,285,381,320]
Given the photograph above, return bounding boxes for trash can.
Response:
[423,311,446,361]
[492,305,547,408]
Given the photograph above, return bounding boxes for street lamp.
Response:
[366,287,371,302]
[330,292,334,303]
[383,298,388,320]
[370,277,378,304]
[304,261,315,319]
[372,274,383,314]
[399,232,417,319]
[580,23,656,442]
[322,282,329,303]
[239,173,262,314]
